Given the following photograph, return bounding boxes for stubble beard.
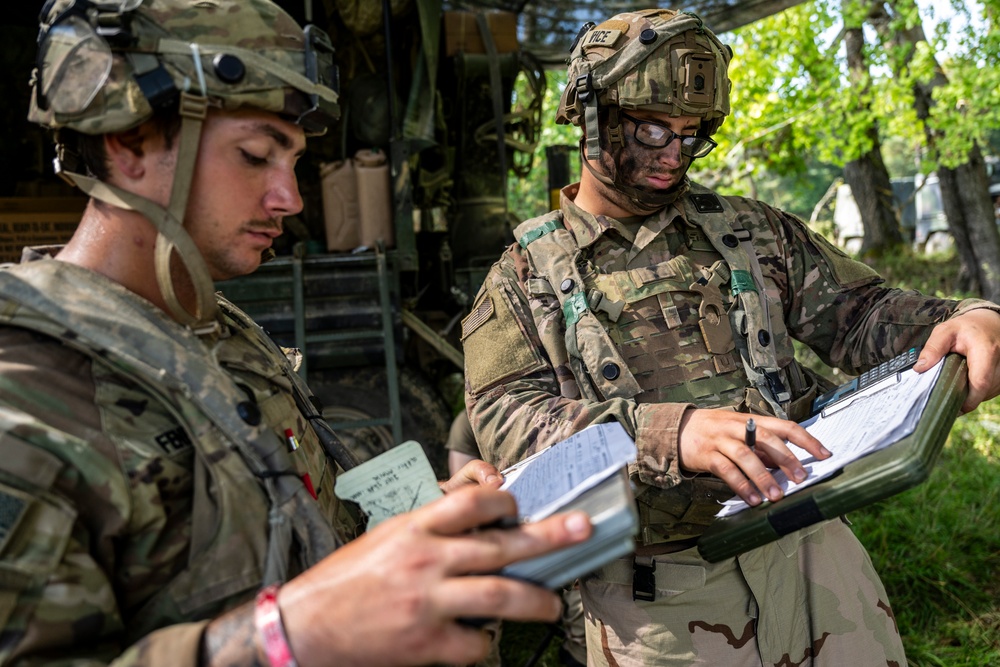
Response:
[200,218,282,281]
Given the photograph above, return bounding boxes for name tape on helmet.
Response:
[583,28,623,49]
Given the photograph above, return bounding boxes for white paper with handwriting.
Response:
[500,422,637,522]
[334,440,443,528]
[716,359,944,517]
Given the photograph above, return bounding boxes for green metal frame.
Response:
[291,242,403,444]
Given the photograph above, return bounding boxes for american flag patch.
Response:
[461,294,494,340]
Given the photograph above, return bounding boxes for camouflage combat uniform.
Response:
[0,252,356,666]
[463,181,997,666]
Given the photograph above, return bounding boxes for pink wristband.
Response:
[254,584,298,667]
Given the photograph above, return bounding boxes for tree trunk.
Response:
[842,5,903,257]
[872,0,1000,300]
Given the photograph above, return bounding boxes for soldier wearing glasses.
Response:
[463,8,1000,666]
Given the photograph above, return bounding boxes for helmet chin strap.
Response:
[57,91,221,336]
[578,137,690,213]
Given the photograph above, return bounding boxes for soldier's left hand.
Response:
[914,308,1000,412]
[439,459,504,493]
[276,487,591,667]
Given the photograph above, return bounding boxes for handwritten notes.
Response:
[334,440,443,528]
[501,422,637,522]
[715,359,945,517]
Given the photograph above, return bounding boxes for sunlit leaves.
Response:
[703,0,997,189]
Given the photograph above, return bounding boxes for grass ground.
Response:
[500,248,1000,666]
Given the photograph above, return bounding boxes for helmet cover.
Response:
[557,9,731,137]
[29,0,340,136]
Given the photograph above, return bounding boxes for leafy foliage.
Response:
[507,70,580,222]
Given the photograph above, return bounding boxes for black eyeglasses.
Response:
[619,111,717,159]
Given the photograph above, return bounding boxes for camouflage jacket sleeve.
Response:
[463,247,691,489]
[733,197,999,373]
[0,329,206,667]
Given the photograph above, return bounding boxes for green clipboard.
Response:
[696,353,968,563]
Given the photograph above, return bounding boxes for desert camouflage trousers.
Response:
[579,519,905,666]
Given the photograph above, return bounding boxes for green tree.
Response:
[868,0,1000,299]
[695,0,1000,290]
[695,0,867,219]
[841,0,905,255]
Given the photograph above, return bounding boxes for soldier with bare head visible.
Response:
[0,1,595,665]
[463,8,1000,666]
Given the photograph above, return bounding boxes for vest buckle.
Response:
[632,558,656,602]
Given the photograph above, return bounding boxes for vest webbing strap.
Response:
[562,292,589,327]
[518,218,563,248]
[514,212,642,401]
[735,226,790,414]
[684,185,789,417]
[730,269,756,295]
[0,262,341,582]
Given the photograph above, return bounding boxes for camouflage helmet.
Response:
[29,0,340,136]
[27,0,340,334]
[557,9,731,159]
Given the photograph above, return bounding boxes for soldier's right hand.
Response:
[677,408,831,505]
[278,486,592,667]
[439,457,504,493]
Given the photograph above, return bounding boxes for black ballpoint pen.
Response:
[745,418,756,451]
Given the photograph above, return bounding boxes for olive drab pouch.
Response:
[462,281,548,395]
[688,260,736,356]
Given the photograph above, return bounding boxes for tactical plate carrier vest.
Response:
[0,260,350,638]
[514,186,828,543]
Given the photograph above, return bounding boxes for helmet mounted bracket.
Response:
[576,73,602,160]
[129,52,178,113]
[606,105,624,150]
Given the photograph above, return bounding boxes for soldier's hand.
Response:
[278,486,592,667]
[677,408,831,505]
[915,307,1000,413]
[439,458,504,493]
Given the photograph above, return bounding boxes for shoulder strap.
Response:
[684,184,790,417]
[216,296,362,472]
[0,261,341,578]
[515,211,643,401]
[513,209,564,248]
